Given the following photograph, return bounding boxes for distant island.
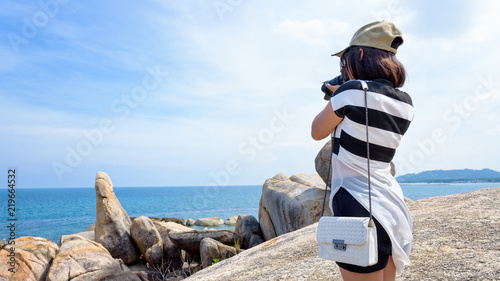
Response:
[396,168,500,183]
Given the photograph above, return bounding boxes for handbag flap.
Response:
[316,216,371,245]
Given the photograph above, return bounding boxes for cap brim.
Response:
[331,48,347,57]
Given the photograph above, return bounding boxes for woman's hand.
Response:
[325,83,341,94]
[311,86,343,140]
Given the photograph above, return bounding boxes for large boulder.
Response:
[94,171,138,264]
[195,217,224,226]
[152,221,191,270]
[0,236,58,281]
[185,187,500,281]
[234,215,263,249]
[168,230,239,255]
[315,140,396,186]
[46,235,141,281]
[161,217,186,225]
[200,238,240,269]
[185,223,340,280]
[131,216,163,266]
[258,173,331,241]
[60,231,95,244]
[224,216,238,225]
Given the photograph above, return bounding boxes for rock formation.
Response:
[185,187,500,281]
[60,231,95,244]
[224,216,237,225]
[131,216,164,266]
[195,217,225,226]
[186,223,338,280]
[168,230,239,255]
[234,215,263,249]
[0,236,58,281]
[94,171,138,264]
[152,221,191,270]
[162,217,187,226]
[46,235,141,281]
[314,140,334,187]
[200,238,240,269]
[258,173,331,241]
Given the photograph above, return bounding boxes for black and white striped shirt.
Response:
[331,78,414,168]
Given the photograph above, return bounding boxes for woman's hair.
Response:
[340,38,406,88]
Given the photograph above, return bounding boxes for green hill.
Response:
[396,168,500,183]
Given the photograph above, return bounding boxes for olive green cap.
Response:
[332,21,403,57]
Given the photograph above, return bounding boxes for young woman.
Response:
[311,21,414,281]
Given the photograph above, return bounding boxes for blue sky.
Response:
[1,0,499,188]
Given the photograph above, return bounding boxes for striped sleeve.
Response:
[330,81,362,118]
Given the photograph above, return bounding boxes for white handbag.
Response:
[316,80,378,267]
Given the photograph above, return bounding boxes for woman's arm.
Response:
[311,84,343,140]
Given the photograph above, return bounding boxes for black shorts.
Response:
[331,187,392,273]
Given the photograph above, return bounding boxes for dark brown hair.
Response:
[340,39,406,88]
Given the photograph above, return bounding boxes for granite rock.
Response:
[168,230,239,255]
[46,235,141,281]
[162,217,187,226]
[200,238,239,269]
[195,217,224,227]
[258,173,331,241]
[0,236,58,281]
[152,221,191,269]
[185,187,500,281]
[234,215,263,249]
[131,216,164,266]
[224,216,238,225]
[94,171,138,264]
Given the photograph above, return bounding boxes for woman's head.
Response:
[333,21,406,87]
[340,38,406,87]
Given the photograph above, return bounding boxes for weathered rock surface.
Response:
[315,140,396,187]
[46,235,141,281]
[162,217,187,225]
[224,216,237,225]
[131,216,163,266]
[200,238,240,269]
[234,215,263,249]
[247,234,265,249]
[60,231,95,244]
[168,230,239,255]
[127,260,156,281]
[186,218,195,226]
[195,217,224,227]
[314,140,334,187]
[185,187,500,281]
[84,224,95,232]
[152,221,191,269]
[258,173,331,241]
[186,222,337,281]
[0,236,58,281]
[94,171,138,264]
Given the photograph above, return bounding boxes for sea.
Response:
[1,182,499,244]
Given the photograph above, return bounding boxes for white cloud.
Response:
[2,0,500,187]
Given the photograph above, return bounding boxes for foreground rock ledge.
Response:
[186,187,500,281]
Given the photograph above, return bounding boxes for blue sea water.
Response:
[1,182,498,244]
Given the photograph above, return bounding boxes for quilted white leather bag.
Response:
[316,80,378,267]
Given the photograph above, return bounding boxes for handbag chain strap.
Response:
[321,80,372,221]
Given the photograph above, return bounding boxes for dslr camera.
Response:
[321,75,344,100]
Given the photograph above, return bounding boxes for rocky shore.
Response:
[0,143,498,280]
[186,186,500,281]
